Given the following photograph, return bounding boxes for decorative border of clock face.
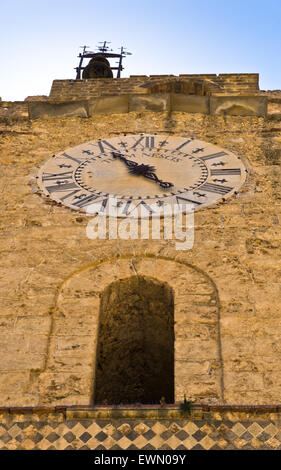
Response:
[37,134,247,216]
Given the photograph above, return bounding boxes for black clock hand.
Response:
[138,168,174,189]
[112,152,139,170]
[112,152,174,189]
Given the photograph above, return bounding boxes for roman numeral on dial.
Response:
[200,151,227,161]
[210,168,241,175]
[46,182,78,193]
[122,198,134,215]
[99,198,108,212]
[42,171,73,181]
[176,196,202,206]
[61,153,81,164]
[175,140,192,151]
[97,140,117,153]
[88,140,117,154]
[72,194,104,208]
[199,182,233,194]
[132,136,155,150]
[132,200,156,213]
[60,189,81,201]
[42,171,76,194]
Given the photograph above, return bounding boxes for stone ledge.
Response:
[210,95,267,116]
[128,94,170,112]
[28,94,268,119]
[2,403,281,417]
[171,94,209,113]
[28,100,89,119]
[88,95,129,115]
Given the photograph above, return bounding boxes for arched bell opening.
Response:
[93,275,174,405]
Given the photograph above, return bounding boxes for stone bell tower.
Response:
[0,44,281,449]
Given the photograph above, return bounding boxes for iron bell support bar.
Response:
[75,41,132,79]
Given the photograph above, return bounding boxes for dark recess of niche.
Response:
[93,275,174,405]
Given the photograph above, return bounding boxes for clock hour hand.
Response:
[138,168,174,189]
[112,152,174,189]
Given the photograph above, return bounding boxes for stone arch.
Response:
[143,77,214,96]
[214,103,258,116]
[144,78,208,95]
[40,256,223,405]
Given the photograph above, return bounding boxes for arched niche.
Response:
[94,275,174,405]
[40,256,223,405]
[143,78,212,95]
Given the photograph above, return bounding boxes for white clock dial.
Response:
[37,134,247,215]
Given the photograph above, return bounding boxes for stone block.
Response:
[0,354,46,370]
[224,371,264,391]
[175,339,218,361]
[38,372,91,398]
[210,96,267,116]
[54,315,98,335]
[129,94,170,112]
[171,94,210,113]
[0,335,27,353]
[0,372,30,393]
[28,335,49,354]
[28,100,89,119]
[88,95,129,115]
[51,355,93,373]
[55,335,93,355]
[14,316,51,334]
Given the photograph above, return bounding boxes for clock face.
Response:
[37,134,247,216]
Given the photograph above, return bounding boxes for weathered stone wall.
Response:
[49,74,260,101]
[0,107,280,410]
[0,101,28,121]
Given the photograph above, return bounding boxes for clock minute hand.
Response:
[112,152,174,189]
[112,152,138,170]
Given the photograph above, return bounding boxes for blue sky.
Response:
[1,0,281,101]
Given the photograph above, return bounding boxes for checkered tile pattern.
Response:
[0,417,281,450]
